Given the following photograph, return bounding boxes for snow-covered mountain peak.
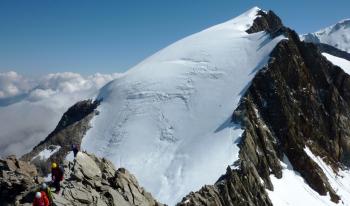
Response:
[328,18,350,32]
[82,8,284,205]
[101,7,263,90]
[215,6,264,32]
[314,18,350,37]
[243,6,264,16]
[301,18,350,53]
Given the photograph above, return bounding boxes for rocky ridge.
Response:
[21,99,100,175]
[0,153,163,206]
[53,152,163,206]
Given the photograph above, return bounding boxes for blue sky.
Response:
[0,0,349,76]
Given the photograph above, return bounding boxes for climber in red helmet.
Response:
[32,191,49,206]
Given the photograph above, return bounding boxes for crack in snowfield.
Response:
[81,7,285,205]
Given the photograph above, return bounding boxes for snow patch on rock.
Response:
[323,53,350,74]
[32,145,61,161]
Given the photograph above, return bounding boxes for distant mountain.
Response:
[301,19,350,53]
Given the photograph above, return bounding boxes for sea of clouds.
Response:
[0,71,120,157]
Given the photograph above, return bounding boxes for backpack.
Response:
[45,187,53,201]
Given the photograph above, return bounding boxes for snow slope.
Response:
[267,155,338,206]
[323,53,350,74]
[81,7,285,205]
[305,147,350,205]
[301,19,350,53]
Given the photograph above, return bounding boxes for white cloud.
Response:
[0,71,121,157]
[0,71,33,98]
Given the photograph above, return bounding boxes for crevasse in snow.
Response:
[81,7,285,205]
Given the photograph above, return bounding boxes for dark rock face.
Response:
[246,10,283,34]
[52,99,100,133]
[179,10,350,206]
[21,99,100,175]
[235,32,346,202]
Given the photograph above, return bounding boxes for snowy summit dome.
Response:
[81,7,284,205]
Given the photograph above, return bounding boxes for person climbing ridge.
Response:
[71,144,79,158]
[33,191,49,206]
[51,162,64,194]
[39,183,53,205]
[71,144,80,170]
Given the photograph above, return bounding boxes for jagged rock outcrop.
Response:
[179,8,350,205]
[52,152,163,206]
[1,153,163,206]
[178,163,272,206]
[246,10,283,34]
[21,99,100,175]
[0,156,42,206]
[232,31,344,202]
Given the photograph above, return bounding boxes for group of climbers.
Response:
[33,162,64,206]
[33,144,79,206]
